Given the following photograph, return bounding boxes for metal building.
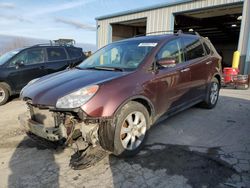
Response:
[96,0,250,74]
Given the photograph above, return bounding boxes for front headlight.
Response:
[56,85,99,108]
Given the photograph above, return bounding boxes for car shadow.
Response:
[8,136,61,187]
[8,94,20,103]
[107,95,249,187]
[108,143,236,188]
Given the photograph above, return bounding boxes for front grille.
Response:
[28,105,55,128]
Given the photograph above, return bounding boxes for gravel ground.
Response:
[0,89,249,188]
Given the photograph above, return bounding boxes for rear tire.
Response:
[99,101,150,157]
[201,77,220,109]
[0,83,10,106]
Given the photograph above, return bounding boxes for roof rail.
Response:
[134,30,184,37]
[133,29,205,38]
[184,29,201,37]
[31,39,75,47]
[177,30,183,34]
[194,31,200,37]
[33,43,53,47]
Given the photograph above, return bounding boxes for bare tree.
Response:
[0,36,34,55]
[0,36,95,56]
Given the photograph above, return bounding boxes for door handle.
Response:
[39,66,45,69]
[206,61,212,65]
[180,68,190,72]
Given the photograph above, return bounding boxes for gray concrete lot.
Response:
[0,89,249,188]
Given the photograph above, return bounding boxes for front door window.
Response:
[9,48,45,67]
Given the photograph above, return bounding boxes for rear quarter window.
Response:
[206,40,217,55]
[183,37,205,60]
[203,41,211,55]
[67,48,82,59]
[47,47,67,61]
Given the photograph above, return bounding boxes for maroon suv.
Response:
[19,33,222,157]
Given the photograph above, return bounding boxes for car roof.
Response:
[119,34,173,43]
[112,33,200,44]
[19,45,82,51]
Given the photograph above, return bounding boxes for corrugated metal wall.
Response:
[97,0,243,48]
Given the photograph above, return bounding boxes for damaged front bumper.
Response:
[19,112,66,142]
[18,103,114,151]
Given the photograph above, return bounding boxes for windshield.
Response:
[0,49,21,65]
[78,40,158,71]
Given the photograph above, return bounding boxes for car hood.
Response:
[21,69,130,106]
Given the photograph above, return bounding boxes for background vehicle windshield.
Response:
[78,40,157,70]
[0,49,21,66]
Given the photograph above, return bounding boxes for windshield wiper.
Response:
[95,66,124,71]
[77,66,124,72]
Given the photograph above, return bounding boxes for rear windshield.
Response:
[0,49,21,65]
[78,40,158,71]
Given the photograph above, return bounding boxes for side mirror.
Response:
[157,58,176,68]
[67,62,74,69]
[15,60,24,69]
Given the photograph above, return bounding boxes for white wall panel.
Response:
[97,0,243,48]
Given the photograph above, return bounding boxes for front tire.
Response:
[114,101,149,157]
[99,101,150,157]
[0,83,10,106]
[201,77,220,109]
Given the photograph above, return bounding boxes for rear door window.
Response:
[47,48,67,61]
[67,48,82,59]
[157,38,184,64]
[183,37,205,60]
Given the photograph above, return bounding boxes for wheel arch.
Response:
[98,96,154,155]
[213,74,221,87]
[114,95,155,124]
[0,81,12,95]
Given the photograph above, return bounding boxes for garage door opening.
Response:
[174,3,243,68]
[111,18,147,42]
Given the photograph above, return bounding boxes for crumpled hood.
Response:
[21,69,130,106]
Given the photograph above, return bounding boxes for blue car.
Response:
[0,44,86,105]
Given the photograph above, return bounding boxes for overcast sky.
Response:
[0,0,177,45]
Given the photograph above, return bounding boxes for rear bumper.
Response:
[18,112,63,142]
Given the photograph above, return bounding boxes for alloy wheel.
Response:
[120,111,147,150]
[210,82,219,105]
[0,88,5,103]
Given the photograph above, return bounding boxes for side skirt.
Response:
[154,97,204,125]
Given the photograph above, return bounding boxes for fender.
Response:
[207,66,222,86]
[113,94,155,121]
[98,95,155,152]
[212,71,222,86]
